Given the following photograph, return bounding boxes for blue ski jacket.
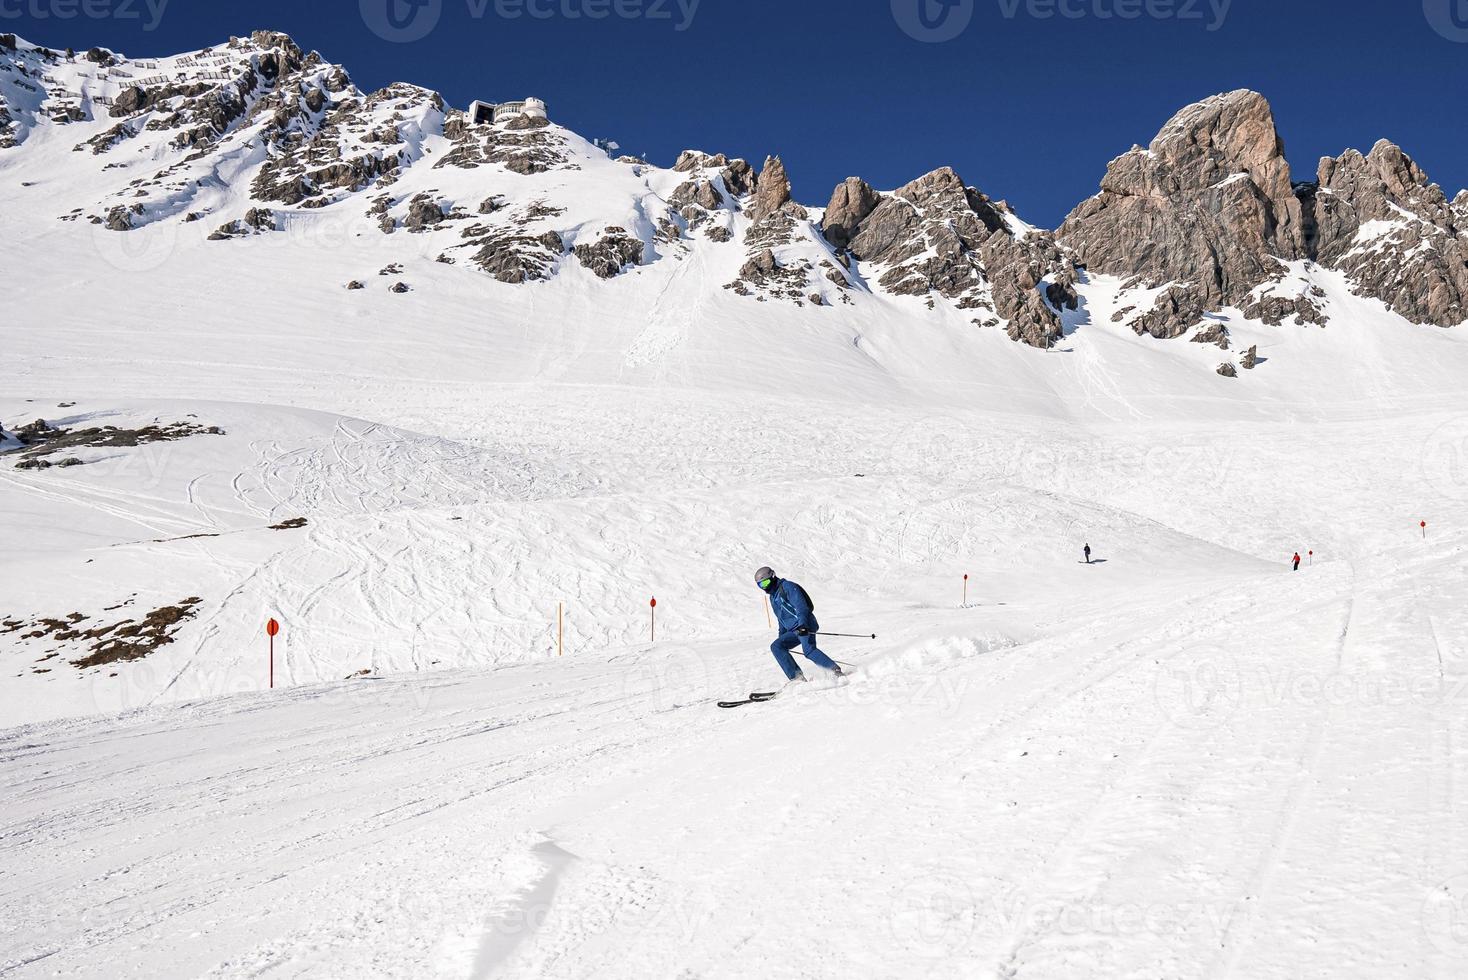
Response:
[769,578,819,634]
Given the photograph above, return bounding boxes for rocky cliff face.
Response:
[1059,89,1310,339]
[1059,88,1468,339]
[1312,140,1468,328]
[825,167,1077,347]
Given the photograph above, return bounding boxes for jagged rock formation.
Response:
[573,227,644,278]
[827,166,1076,347]
[821,177,880,250]
[750,155,792,222]
[724,156,825,305]
[439,107,569,174]
[209,207,276,240]
[1061,88,1468,340]
[1059,89,1310,339]
[665,150,748,241]
[1312,141,1468,327]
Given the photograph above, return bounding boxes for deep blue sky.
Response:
[6,0,1465,226]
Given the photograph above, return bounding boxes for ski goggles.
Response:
[757,577,774,590]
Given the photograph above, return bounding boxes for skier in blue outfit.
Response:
[755,566,844,685]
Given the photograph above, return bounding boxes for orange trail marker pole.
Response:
[266,618,280,689]
[650,597,657,643]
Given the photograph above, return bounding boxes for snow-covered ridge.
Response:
[4,32,1467,365]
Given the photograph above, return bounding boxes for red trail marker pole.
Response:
[266,618,280,689]
[650,597,657,643]
[1422,520,1428,540]
[963,574,968,607]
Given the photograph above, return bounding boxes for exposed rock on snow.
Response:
[1191,322,1230,349]
[464,228,564,284]
[439,111,569,175]
[573,227,644,278]
[209,208,276,240]
[1217,361,1238,377]
[403,193,447,232]
[1243,290,1327,327]
[7,597,208,670]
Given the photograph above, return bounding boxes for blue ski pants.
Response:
[771,630,839,680]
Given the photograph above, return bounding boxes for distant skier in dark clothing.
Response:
[755,566,843,684]
[1083,543,1092,564]
[1292,552,1301,571]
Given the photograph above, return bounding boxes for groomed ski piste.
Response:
[6,36,1468,978]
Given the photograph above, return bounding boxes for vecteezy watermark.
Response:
[0,0,170,32]
[360,0,443,43]
[893,0,1232,41]
[1153,645,1244,730]
[891,0,975,42]
[891,874,978,957]
[361,0,701,42]
[1421,415,1468,502]
[1424,0,1468,43]
[996,0,1232,30]
[1424,873,1468,957]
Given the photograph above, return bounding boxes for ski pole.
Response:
[809,631,877,639]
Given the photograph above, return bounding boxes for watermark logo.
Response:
[1422,416,1468,502]
[1424,873,1468,957]
[361,0,443,43]
[89,214,180,273]
[1425,0,1468,43]
[892,0,975,42]
[891,874,977,956]
[362,0,701,40]
[896,0,1234,39]
[1000,0,1233,31]
[1153,644,1243,729]
[0,0,171,32]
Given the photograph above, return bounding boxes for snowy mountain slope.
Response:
[3,522,1465,977]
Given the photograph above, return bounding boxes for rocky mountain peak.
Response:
[1060,89,1308,339]
[823,166,1075,348]
[1145,89,1293,200]
[750,155,792,221]
[1313,140,1468,327]
[820,177,880,250]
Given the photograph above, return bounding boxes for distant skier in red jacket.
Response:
[1292,552,1301,571]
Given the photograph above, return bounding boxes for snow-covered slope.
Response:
[5,28,1468,980]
